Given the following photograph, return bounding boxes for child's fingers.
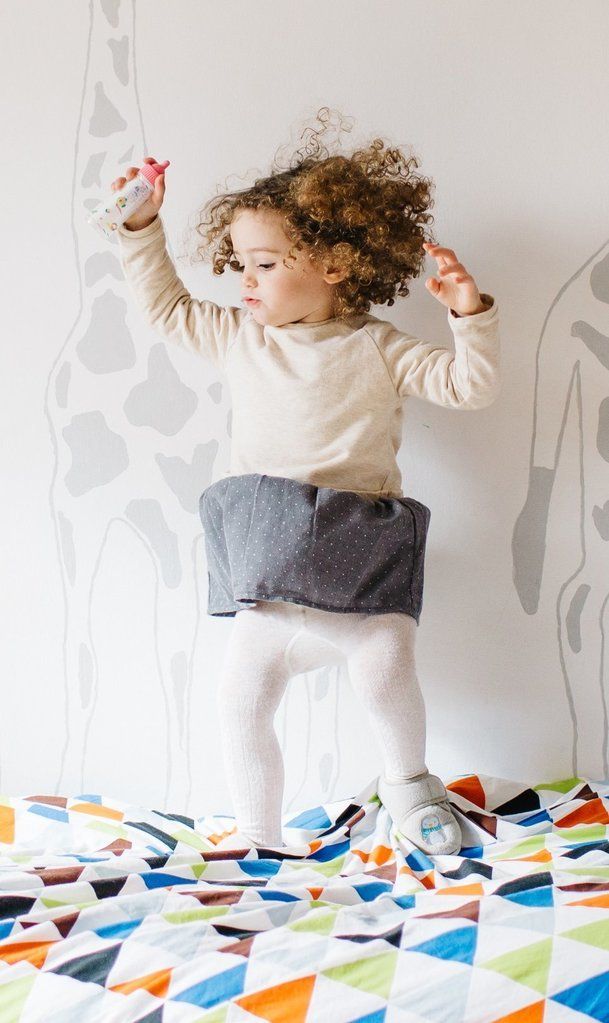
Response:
[112,167,138,190]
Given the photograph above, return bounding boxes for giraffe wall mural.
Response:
[512,239,609,782]
[43,0,345,817]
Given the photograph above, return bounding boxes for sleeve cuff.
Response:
[116,215,163,240]
[447,293,497,329]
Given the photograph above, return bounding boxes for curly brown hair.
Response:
[183,107,437,319]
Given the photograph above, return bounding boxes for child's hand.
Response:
[422,242,488,316]
[111,156,166,230]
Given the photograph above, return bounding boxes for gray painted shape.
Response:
[55,362,71,409]
[155,440,219,514]
[76,291,136,373]
[592,501,609,540]
[63,411,129,496]
[123,344,199,435]
[565,584,591,654]
[597,397,609,462]
[124,498,182,588]
[58,512,76,587]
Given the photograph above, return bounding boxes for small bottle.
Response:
[87,160,170,239]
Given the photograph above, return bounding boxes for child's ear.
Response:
[323,266,348,284]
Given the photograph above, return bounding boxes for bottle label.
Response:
[88,178,153,238]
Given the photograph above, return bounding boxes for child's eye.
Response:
[232,263,275,272]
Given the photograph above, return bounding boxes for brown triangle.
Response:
[23,795,67,808]
[29,866,85,886]
[99,839,132,854]
[419,899,480,924]
[367,861,397,884]
[463,809,497,837]
[219,935,255,958]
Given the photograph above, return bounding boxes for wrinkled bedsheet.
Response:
[0,774,608,1022]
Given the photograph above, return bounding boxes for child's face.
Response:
[229,209,345,326]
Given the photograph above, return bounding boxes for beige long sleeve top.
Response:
[116,215,500,499]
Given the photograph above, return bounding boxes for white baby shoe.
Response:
[378,770,462,856]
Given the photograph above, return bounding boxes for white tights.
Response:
[216,599,428,846]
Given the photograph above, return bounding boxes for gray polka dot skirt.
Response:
[198,473,431,623]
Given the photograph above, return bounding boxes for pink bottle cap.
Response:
[139,160,170,186]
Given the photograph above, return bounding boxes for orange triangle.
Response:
[493,999,545,1022]
[0,940,56,968]
[307,887,324,900]
[558,798,609,827]
[566,893,609,908]
[446,776,486,808]
[435,883,485,897]
[516,849,552,864]
[70,802,123,821]
[237,974,316,1022]
[0,805,14,844]
[353,844,393,866]
[110,967,172,998]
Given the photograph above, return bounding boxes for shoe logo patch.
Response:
[421,813,447,845]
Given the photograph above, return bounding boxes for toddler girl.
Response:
[113,115,500,857]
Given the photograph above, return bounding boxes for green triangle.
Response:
[480,937,552,995]
[533,778,583,794]
[40,897,74,908]
[87,821,129,837]
[289,907,338,935]
[303,854,347,879]
[192,862,209,879]
[0,974,37,1022]
[562,867,609,879]
[554,824,607,842]
[173,828,211,851]
[560,921,609,951]
[492,835,547,860]
[164,907,229,924]
[323,949,397,999]
[41,897,97,910]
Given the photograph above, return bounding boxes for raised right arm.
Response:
[116,215,248,371]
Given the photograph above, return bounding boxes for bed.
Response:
[0,774,608,1021]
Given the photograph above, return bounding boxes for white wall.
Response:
[2,0,609,820]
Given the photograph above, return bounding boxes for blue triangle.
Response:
[310,839,350,862]
[28,804,69,823]
[504,885,554,908]
[286,806,332,829]
[406,925,477,965]
[552,970,609,1022]
[519,809,552,826]
[173,962,247,1009]
[393,895,416,910]
[142,872,198,890]
[353,881,393,902]
[238,858,282,878]
[351,1011,387,1023]
[404,847,434,871]
[95,918,143,941]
